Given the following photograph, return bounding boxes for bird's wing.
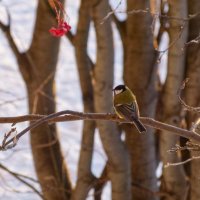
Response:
[115,102,138,122]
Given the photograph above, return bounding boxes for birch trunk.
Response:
[185,1,200,200]
[160,1,188,200]
[19,1,72,199]
[124,1,158,199]
[71,0,95,199]
[92,0,132,199]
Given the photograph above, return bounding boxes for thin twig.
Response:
[102,6,200,62]
[0,163,43,199]
[101,7,200,23]
[164,155,200,168]
[0,163,38,183]
[184,33,200,47]
[168,141,200,153]
[100,0,122,24]
[156,21,186,63]
[177,78,200,112]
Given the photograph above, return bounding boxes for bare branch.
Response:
[177,78,200,112]
[156,21,186,63]
[0,18,21,60]
[0,163,38,183]
[101,6,200,62]
[109,5,126,45]
[0,163,43,199]
[101,8,200,23]
[184,33,200,46]
[1,110,200,150]
[93,164,108,199]
[0,7,37,80]
[168,142,200,153]
[100,0,122,24]
[164,155,200,168]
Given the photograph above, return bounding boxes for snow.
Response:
[0,0,124,199]
[158,32,169,83]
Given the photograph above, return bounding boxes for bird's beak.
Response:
[112,89,114,91]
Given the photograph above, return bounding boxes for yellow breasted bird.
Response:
[113,85,146,133]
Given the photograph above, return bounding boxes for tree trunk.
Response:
[19,1,71,199]
[185,1,200,200]
[124,1,158,200]
[160,1,188,200]
[92,0,132,199]
[71,0,96,199]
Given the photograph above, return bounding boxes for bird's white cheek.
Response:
[115,89,123,95]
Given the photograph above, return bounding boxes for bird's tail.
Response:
[133,119,146,133]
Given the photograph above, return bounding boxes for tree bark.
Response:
[18,1,72,199]
[71,0,96,199]
[185,1,200,200]
[160,1,188,200]
[124,1,158,200]
[92,0,132,199]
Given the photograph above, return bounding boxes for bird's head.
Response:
[113,85,127,95]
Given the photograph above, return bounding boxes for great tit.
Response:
[113,85,146,133]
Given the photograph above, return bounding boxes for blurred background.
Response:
[0,0,200,200]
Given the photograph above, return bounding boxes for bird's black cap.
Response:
[113,85,126,91]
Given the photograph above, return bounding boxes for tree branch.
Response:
[177,78,200,112]
[100,0,123,24]
[93,163,108,200]
[0,9,37,81]
[0,163,43,199]
[101,7,200,23]
[1,110,200,150]
[0,18,21,60]
[164,155,200,168]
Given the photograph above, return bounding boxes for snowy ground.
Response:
[0,0,127,199]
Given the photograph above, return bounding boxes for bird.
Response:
[113,84,146,133]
